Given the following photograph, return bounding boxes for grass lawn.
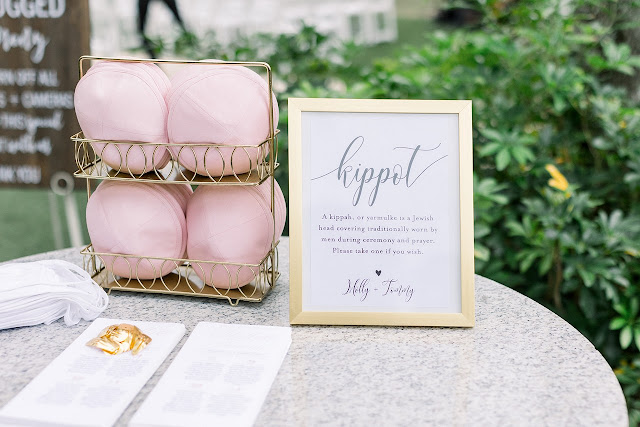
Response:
[0,188,90,262]
[352,18,436,66]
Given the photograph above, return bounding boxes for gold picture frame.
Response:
[288,98,474,327]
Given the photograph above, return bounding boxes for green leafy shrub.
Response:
[153,0,640,417]
[352,0,640,415]
[617,358,640,425]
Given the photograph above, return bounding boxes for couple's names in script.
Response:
[343,278,414,302]
[312,135,448,206]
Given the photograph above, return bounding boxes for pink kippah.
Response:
[86,180,191,279]
[186,179,286,289]
[75,61,171,175]
[167,63,278,177]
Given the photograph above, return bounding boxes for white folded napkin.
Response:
[0,259,108,330]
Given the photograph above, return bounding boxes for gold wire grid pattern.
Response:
[82,243,280,306]
[75,56,281,305]
[72,131,280,185]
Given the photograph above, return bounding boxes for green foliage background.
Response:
[154,0,640,420]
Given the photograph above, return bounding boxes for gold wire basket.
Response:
[81,242,279,306]
[74,55,281,305]
[72,131,280,185]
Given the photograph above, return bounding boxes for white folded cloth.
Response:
[0,259,108,330]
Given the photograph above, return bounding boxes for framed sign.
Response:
[288,98,474,327]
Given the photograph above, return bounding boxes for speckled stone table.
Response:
[0,238,627,426]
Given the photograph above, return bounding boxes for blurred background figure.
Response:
[138,0,187,57]
[90,0,400,57]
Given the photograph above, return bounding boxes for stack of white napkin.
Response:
[0,260,108,330]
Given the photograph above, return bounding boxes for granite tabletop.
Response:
[0,238,628,426]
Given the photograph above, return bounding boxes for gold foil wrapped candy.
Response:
[86,323,151,355]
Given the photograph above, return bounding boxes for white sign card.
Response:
[288,99,474,326]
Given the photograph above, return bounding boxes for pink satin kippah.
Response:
[86,180,192,280]
[167,63,279,177]
[186,179,286,289]
[74,61,171,174]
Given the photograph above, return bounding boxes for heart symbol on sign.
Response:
[375,270,382,276]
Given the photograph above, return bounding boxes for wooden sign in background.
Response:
[0,0,90,188]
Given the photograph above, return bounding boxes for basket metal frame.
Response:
[72,131,280,185]
[75,55,280,305]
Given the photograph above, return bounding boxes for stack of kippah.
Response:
[75,61,285,289]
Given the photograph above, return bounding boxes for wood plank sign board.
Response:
[0,0,90,188]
